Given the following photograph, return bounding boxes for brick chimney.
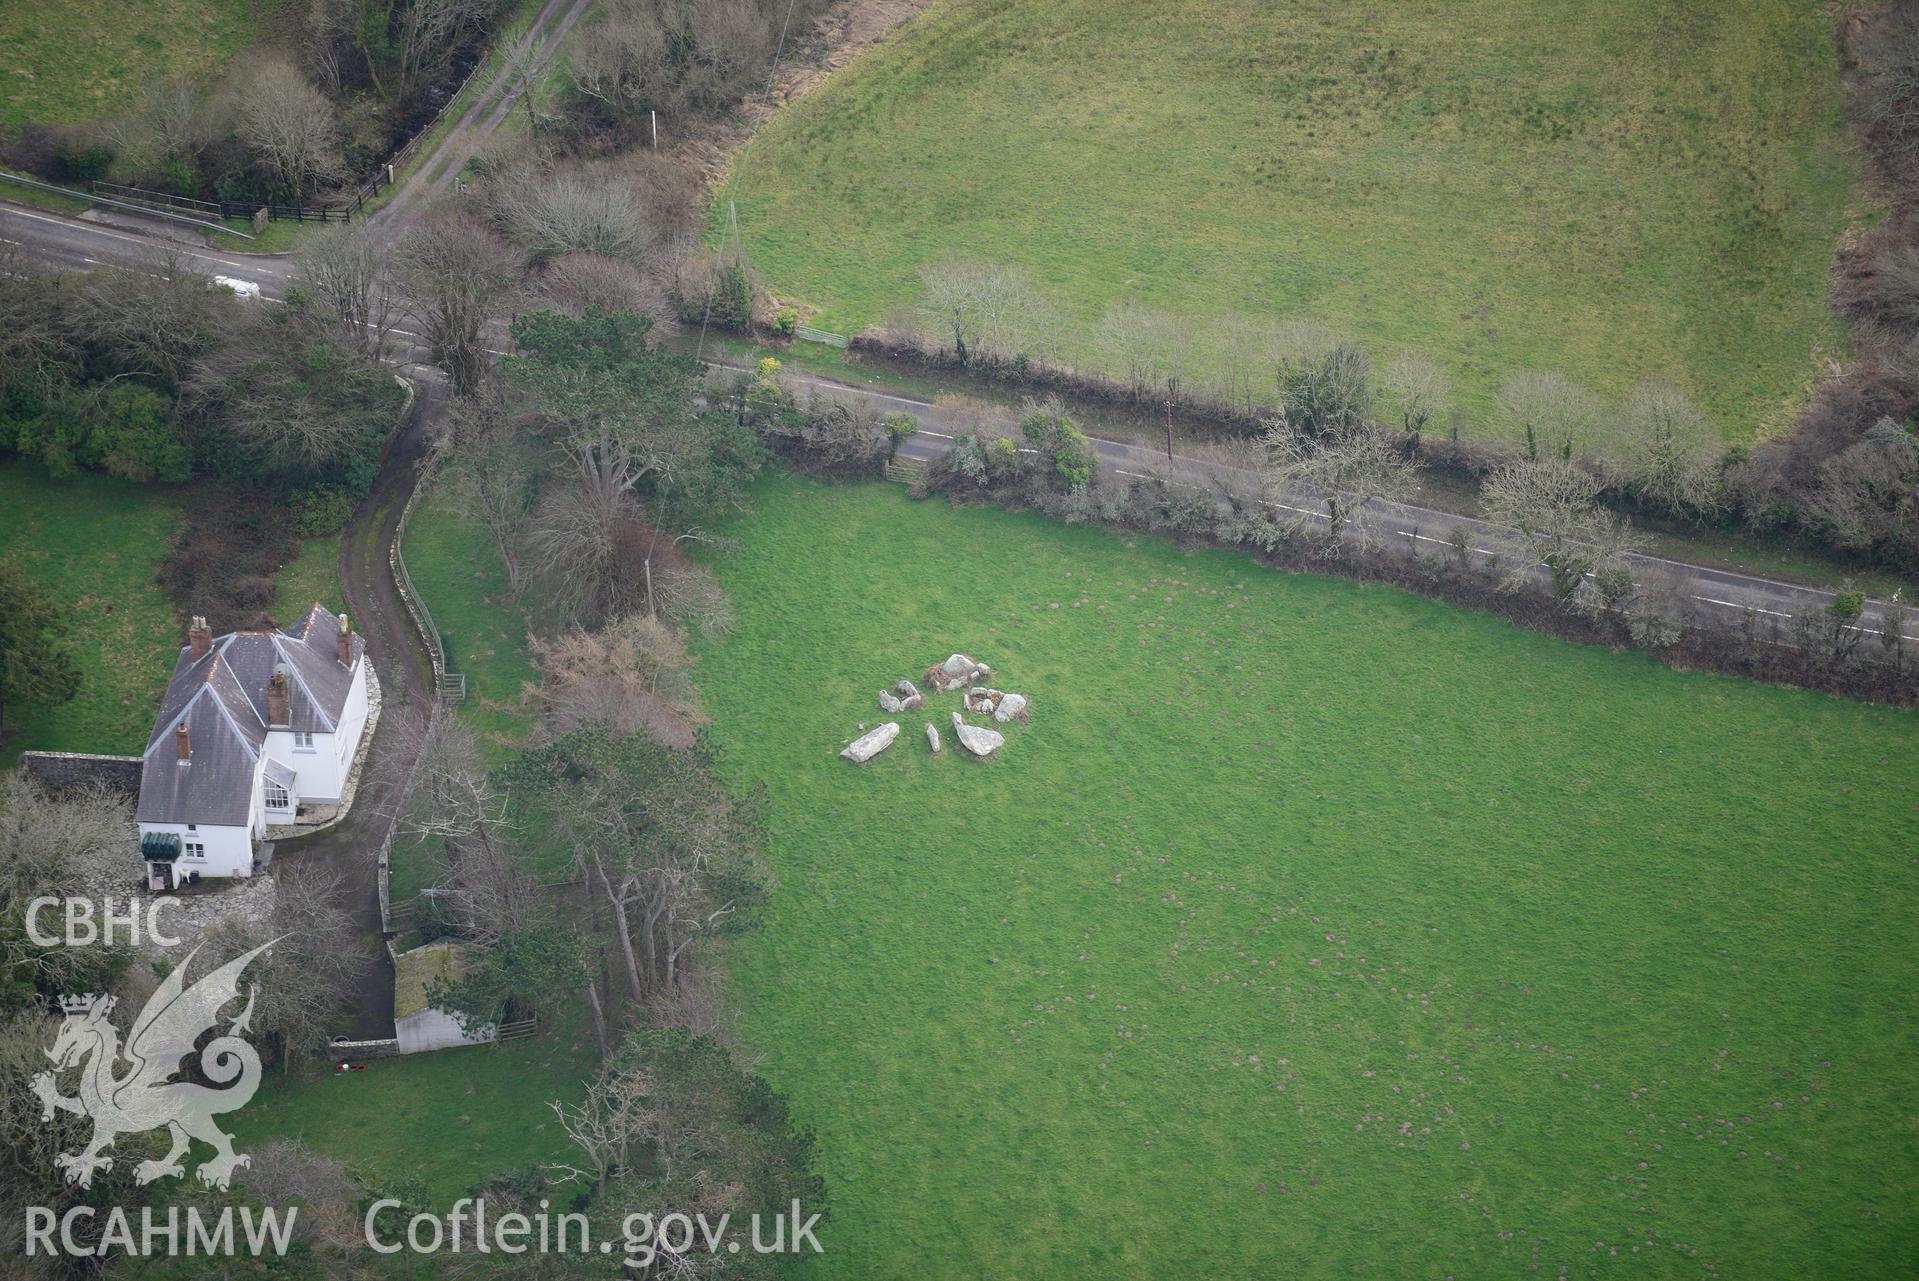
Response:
[188,616,212,660]
[174,720,190,762]
[267,668,290,727]
[336,613,353,666]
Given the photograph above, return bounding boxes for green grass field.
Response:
[400,484,542,762]
[0,0,254,125]
[694,477,1917,1278]
[0,461,182,765]
[722,0,1859,439]
[269,532,345,625]
[230,1020,596,1208]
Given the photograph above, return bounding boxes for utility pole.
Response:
[1164,375,1177,467]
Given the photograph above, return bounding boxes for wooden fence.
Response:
[90,179,356,225]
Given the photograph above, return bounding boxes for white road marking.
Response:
[0,204,267,273]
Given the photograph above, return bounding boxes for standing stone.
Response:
[879,691,905,713]
[840,722,900,763]
[925,723,941,753]
[993,693,1028,723]
[950,712,1005,757]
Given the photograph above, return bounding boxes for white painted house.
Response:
[137,605,369,889]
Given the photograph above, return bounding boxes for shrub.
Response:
[8,384,188,484]
[986,434,1022,481]
[50,142,114,184]
[884,412,919,445]
[671,249,758,333]
[781,397,888,478]
[290,486,356,537]
[773,307,798,338]
[1629,607,1685,650]
[1019,405,1096,490]
[86,384,189,483]
[739,357,791,425]
[949,433,988,486]
[1275,342,1371,439]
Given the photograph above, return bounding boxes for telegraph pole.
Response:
[1164,375,1177,466]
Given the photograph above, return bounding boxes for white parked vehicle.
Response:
[211,275,261,300]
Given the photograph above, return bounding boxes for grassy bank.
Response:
[0,461,182,764]
[399,481,541,762]
[0,0,254,125]
[269,532,345,624]
[721,0,1859,440]
[695,477,1917,1278]
[230,1015,595,1208]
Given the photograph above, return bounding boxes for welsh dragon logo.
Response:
[30,939,278,1190]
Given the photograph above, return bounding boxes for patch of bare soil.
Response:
[679,0,937,192]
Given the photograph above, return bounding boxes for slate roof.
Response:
[136,604,364,827]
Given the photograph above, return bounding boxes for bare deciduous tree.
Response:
[529,615,698,746]
[444,386,535,594]
[393,710,541,949]
[1261,421,1417,551]
[542,252,666,319]
[566,745,760,1004]
[238,1138,362,1248]
[0,1008,128,1265]
[184,307,392,476]
[235,60,345,204]
[494,169,657,264]
[920,260,1017,366]
[1480,455,1640,606]
[498,25,552,135]
[299,0,356,96]
[0,777,128,996]
[546,1053,658,1192]
[1806,416,1919,561]
[199,860,366,1066]
[1852,3,1919,198]
[1095,298,1187,399]
[0,252,74,401]
[1617,382,1722,516]
[294,221,397,356]
[394,217,520,394]
[1493,369,1606,461]
[101,77,222,184]
[526,444,641,625]
[76,248,227,389]
[570,0,773,128]
[393,0,499,103]
[1381,350,1453,447]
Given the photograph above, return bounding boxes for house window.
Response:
[264,782,290,811]
[183,842,206,860]
[293,731,316,752]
